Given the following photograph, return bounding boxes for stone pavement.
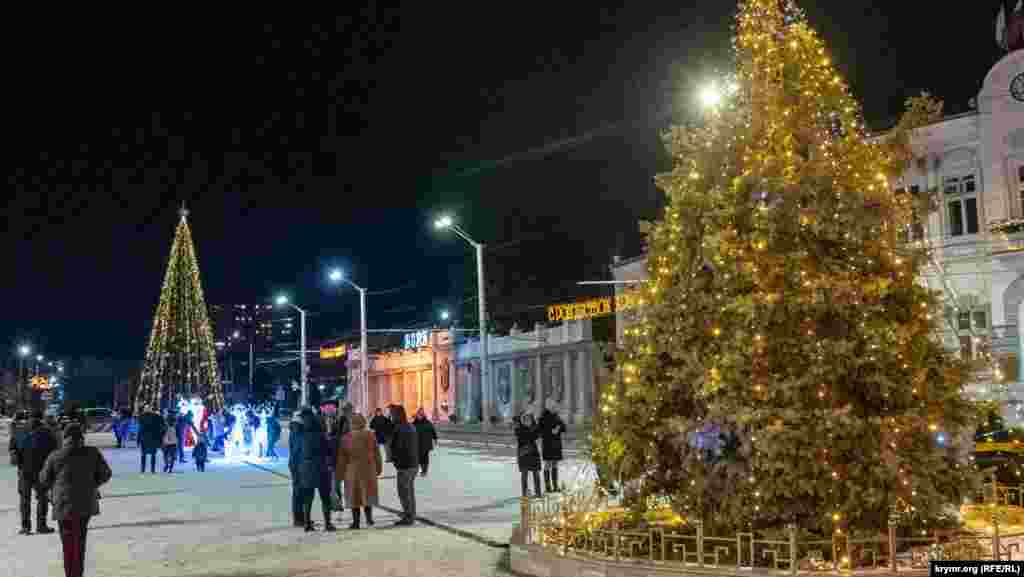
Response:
[0,425,583,577]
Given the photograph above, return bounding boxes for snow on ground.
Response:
[0,427,584,577]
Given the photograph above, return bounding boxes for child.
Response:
[162,416,178,473]
[193,432,209,472]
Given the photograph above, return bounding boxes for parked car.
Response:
[83,407,113,422]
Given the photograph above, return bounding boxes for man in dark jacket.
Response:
[137,406,164,474]
[369,408,393,462]
[287,414,305,527]
[8,412,57,535]
[39,422,112,577]
[266,413,282,460]
[539,409,566,493]
[412,409,438,477]
[298,408,336,532]
[388,404,419,526]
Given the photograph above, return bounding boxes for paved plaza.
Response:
[0,423,586,577]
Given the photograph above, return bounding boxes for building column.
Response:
[533,355,543,418]
[575,348,588,424]
[562,350,574,423]
[448,360,456,420]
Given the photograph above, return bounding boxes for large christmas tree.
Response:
[135,207,224,414]
[594,0,980,536]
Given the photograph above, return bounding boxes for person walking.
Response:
[112,410,124,449]
[298,408,336,532]
[514,413,543,498]
[369,408,393,464]
[539,408,566,493]
[8,411,57,535]
[162,416,179,473]
[336,414,381,529]
[287,413,305,527]
[137,406,163,474]
[39,422,112,577]
[388,405,418,526]
[412,409,437,477]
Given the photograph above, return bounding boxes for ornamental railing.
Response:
[518,494,1024,573]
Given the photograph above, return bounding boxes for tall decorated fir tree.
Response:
[135,207,224,414]
[593,0,980,536]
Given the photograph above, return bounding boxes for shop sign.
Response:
[546,292,643,322]
[403,330,430,350]
[320,344,348,360]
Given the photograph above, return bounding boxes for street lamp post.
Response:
[275,296,309,408]
[17,345,31,411]
[328,269,369,414]
[434,215,491,427]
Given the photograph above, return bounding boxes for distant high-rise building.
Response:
[208,304,275,354]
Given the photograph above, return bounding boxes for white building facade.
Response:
[614,44,1024,424]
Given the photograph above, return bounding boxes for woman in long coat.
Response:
[514,413,542,498]
[336,413,382,529]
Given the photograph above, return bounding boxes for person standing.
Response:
[8,411,57,535]
[174,411,187,463]
[298,408,336,532]
[370,408,394,463]
[514,413,543,498]
[388,405,419,526]
[539,408,566,493]
[162,416,179,473]
[336,414,381,529]
[412,409,438,477]
[287,413,305,527]
[39,422,112,577]
[112,410,124,449]
[137,406,163,474]
[266,411,281,459]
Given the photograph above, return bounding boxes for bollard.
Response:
[521,496,532,545]
[888,517,897,573]
[788,523,798,576]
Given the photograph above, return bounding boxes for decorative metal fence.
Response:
[519,493,1024,573]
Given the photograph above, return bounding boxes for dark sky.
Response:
[2,3,1008,362]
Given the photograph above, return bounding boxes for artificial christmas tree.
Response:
[134,206,224,415]
[593,0,981,536]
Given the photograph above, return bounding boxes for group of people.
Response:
[288,403,439,532]
[513,408,567,498]
[8,411,112,577]
[134,407,209,474]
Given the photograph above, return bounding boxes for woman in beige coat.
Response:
[335,413,382,529]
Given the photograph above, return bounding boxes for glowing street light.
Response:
[433,214,491,426]
[275,294,309,407]
[699,82,723,109]
[35,354,43,363]
[18,345,31,358]
[327,268,368,414]
[439,310,450,322]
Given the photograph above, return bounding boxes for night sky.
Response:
[2,3,1008,363]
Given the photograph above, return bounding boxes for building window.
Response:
[1018,164,1024,218]
[945,175,979,237]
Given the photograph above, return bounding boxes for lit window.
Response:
[945,175,978,237]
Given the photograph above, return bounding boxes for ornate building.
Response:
[347,321,599,424]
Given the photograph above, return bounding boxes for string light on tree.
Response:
[591,0,980,536]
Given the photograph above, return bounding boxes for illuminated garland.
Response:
[591,0,980,537]
[135,210,224,414]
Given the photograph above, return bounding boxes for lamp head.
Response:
[275,295,289,306]
[328,268,343,283]
[440,310,450,321]
[36,355,43,362]
[232,330,241,339]
[18,345,30,357]
[699,82,722,109]
[434,215,453,230]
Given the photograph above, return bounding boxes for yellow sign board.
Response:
[320,344,348,360]
[547,293,643,322]
[31,376,51,390]
[975,442,1024,454]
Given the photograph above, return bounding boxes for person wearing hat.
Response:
[8,411,57,535]
[39,422,112,577]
